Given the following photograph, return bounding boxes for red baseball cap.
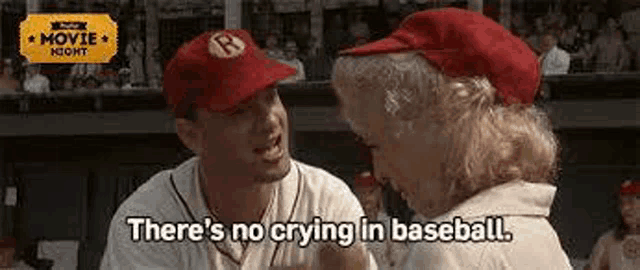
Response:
[164,29,296,117]
[355,171,378,187]
[620,180,640,196]
[340,8,541,105]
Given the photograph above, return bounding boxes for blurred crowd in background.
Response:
[0,0,638,96]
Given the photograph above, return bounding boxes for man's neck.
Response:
[199,165,277,225]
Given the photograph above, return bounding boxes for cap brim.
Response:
[339,36,411,56]
[214,58,296,113]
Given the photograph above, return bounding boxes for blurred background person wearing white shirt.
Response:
[540,32,571,75]
[278,40,306,84]
[23,64,50,94]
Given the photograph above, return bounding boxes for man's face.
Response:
[26,66,37,76]
[541,35,556,52]
[191,87,291,185]
[285,47,297,60]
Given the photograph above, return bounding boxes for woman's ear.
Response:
[175,118,204,155]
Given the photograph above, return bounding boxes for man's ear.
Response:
[175,118,204,155]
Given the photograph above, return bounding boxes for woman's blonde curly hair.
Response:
[332,52,560,205]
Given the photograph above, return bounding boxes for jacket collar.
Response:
[435,180,557,222]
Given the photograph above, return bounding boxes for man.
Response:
[579,4,598,34]
[0,60,19,95]
[278,40,306,84]
[590,18,630,73]
[22,64,50,94]
[540,32,571,75]
[264,34,285,60]
[100,29,375,269]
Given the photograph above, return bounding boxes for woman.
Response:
[331,8,572,269]
[586,180,640,270]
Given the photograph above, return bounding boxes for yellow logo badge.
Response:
[20,14,118,63]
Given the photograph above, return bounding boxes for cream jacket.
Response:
[403,180,572,269]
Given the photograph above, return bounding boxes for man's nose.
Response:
[253,103,278,134]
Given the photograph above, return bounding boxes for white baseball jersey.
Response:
[587,229,640,270]
[100,157,377,269]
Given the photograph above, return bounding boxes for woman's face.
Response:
[343,97,449,218]
[620,193,640,227]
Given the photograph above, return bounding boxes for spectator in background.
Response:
[579,4,599,34]
[62,78,74,91]
[511,11,526,31]
[292,21,312,59]
[349,11,370,44]
[590,18,629,73]
[620,7,640,71]
[555,4,568,29]
[540,32,571,75]
[84,75,101,90]
[572,31,594,73]
[149,49,164,89]
[119,68,133,89]
[69,63,102,82]
[324,14,351,61]
[101,70,119,90]
[616,28,633,72]
[264,34,285,60]
[545,4,567,29]
[277,40,305,84]
[560,25,582,73]
[585,180,640,270]
[0,59,20,95]
[22,63,50,94]
[560,25,580,52]
[125,28,145,86]
[527,17,546,53]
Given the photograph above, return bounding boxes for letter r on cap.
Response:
[209,32,246,58]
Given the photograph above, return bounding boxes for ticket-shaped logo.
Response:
[20,14,118,63]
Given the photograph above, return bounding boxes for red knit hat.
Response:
[340,8,541,106]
